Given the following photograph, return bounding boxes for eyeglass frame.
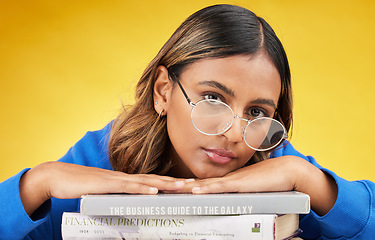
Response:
[169,73,288,151]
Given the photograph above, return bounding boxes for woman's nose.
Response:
[222,116,244,143]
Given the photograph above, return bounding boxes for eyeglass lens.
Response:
[191,99,285,151]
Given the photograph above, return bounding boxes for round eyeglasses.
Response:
[174,77,288,151]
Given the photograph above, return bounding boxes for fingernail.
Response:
[149,187,158,194]
[185,178,195,182]
[192,187,202,194]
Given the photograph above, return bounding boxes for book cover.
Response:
[80,191,310,216]
[61,212,300,240]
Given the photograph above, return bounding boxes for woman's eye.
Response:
[203,94,223,102]
[248,108,267,118]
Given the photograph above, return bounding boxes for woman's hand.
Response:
[189,156,299,193]
[179,156,338,216]
[19,161,186,216]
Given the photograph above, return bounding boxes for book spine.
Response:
[80,192,310,216]
[61,212,279,240]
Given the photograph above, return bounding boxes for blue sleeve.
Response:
[272,142,374,239]
[0,169,53,239]
[0,122,113,240]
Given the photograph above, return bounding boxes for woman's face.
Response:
[164,53,281,179]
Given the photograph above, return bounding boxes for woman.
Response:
[1,4,373,239]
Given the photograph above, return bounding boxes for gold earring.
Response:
[158,109,164,117]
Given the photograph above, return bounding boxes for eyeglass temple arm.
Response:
[175,78,193,105]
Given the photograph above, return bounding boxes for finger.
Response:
[162,179,216,194]
[159,179,199,194]
[123,174,187,191]
[98,179,159,195]
[192,179,240,194]
[137,174,186,182]
[109,171,177,181]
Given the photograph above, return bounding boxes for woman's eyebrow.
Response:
[250,98,277,109]
[198,81,276,109]
[198,80,235,97]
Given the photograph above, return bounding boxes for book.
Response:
[61,212,301,240]
[80,191,310,216]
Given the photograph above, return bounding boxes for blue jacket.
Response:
[0,122,374,239]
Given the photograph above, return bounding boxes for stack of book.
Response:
[61,191,310,240]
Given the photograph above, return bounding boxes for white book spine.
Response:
[61,212,294,240]
[80,192,310,216]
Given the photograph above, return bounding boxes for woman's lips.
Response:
[203,148,236,164]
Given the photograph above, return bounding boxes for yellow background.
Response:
[1,0,374,182]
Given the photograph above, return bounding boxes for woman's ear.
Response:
[153,65,172,116]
